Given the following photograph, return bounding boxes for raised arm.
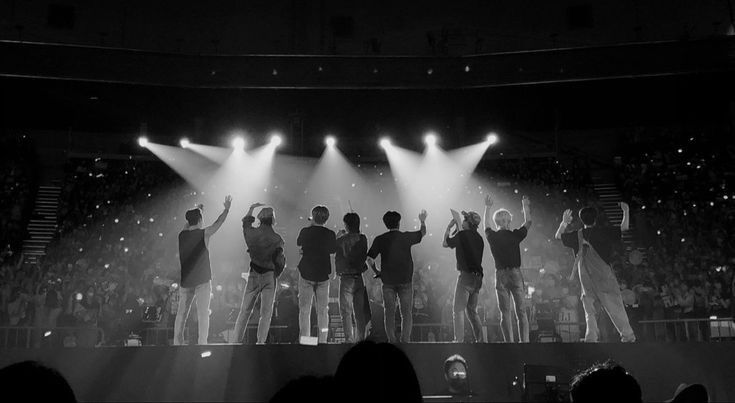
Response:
[521,195,532,229]
[483,194,496,231]
[619,202,630,232]
[418,210,428,236]
[555,209,573,240]
[442,219,456,248]
[204,195,232,238]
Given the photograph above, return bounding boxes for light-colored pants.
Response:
[339,274,370,343]
[173,281,212,345]
[454,272,484,343]
[582,292,636,342]
[495,268,529,343]
[298,276,330,343]
[234,271,276,344]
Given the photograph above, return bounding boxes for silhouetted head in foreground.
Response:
[0,360,77,402]
[270,375,336,403]
[570,360,641,403]
[335,341,422,403]
[668,383,709,403]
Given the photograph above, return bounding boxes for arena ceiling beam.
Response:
[0,38,733,89]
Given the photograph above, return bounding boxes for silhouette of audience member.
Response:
[0,360,77,402]
[269,375,337,403]
[668,383,709,403]
[335,341,422,403]
[570,360,641,403]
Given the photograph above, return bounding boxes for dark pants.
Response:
[454,271,484,342]
[382,283,413,343]
[339,274,371,343]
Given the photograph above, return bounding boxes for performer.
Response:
[173,195,231,345]
[335,212,372,343]
[233,202,286,345]
[366,209,427,343]
[555,203,636,342]
[443,210,485,343]
[484,194,531,343]
[296,205,337,344]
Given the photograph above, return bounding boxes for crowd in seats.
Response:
[3,136,733,345]
[0,136,35,254]
[617,128,735,340]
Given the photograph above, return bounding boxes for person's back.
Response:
[335,341,422,403]
[178,228,210,288]
[335,232,368,275]
[297,225,338,281]
[370,231,422,285]
[0,361,77,402]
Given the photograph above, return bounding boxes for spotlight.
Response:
[200,350,212,358]
[325,136,336,147]
[271,134,283,146]
[486,133,499,145]
[424,132,438,146]
[137,137,149,147]
[180,138,190,149]
[232,137,245,150]
[379,137,392,149]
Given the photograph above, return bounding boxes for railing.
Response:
[638,317,735,342]
[141,325,293,346]
[0,326,105,348]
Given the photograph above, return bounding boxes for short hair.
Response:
[343,213,360,233]
[0,361,77,402]
[579,207,598,226]
[492,209,512,226]
[185,208,202,226]
[311,205,330,225]
[382,211,402,229]
[570,360,642,403]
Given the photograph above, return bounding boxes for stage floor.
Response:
[1,342,733,402]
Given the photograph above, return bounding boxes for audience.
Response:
[570,360,642,403]
[1,132,733,345]
[0,360,77,402]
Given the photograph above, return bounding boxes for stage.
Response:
[1,342,733,402]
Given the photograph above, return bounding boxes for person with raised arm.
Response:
[555,202,636,342]
[483,194,531,343]
[174,195,231,345]
[233,202,286,345]
[366,209,427,343]
[442,209,485,343]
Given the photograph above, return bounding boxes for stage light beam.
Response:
[325,136,336,147]
[180,138,190,149]
[486,133,499,145]
[138,137,149,147]
[424,133,438,147]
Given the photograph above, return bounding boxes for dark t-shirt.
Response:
[446,229,484,274]
[485,226,528,270]
[178,228,212,288]
[297,225,338,282]
[561,226,622,265]
[336,233,368,275]
[367,230,423,285]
